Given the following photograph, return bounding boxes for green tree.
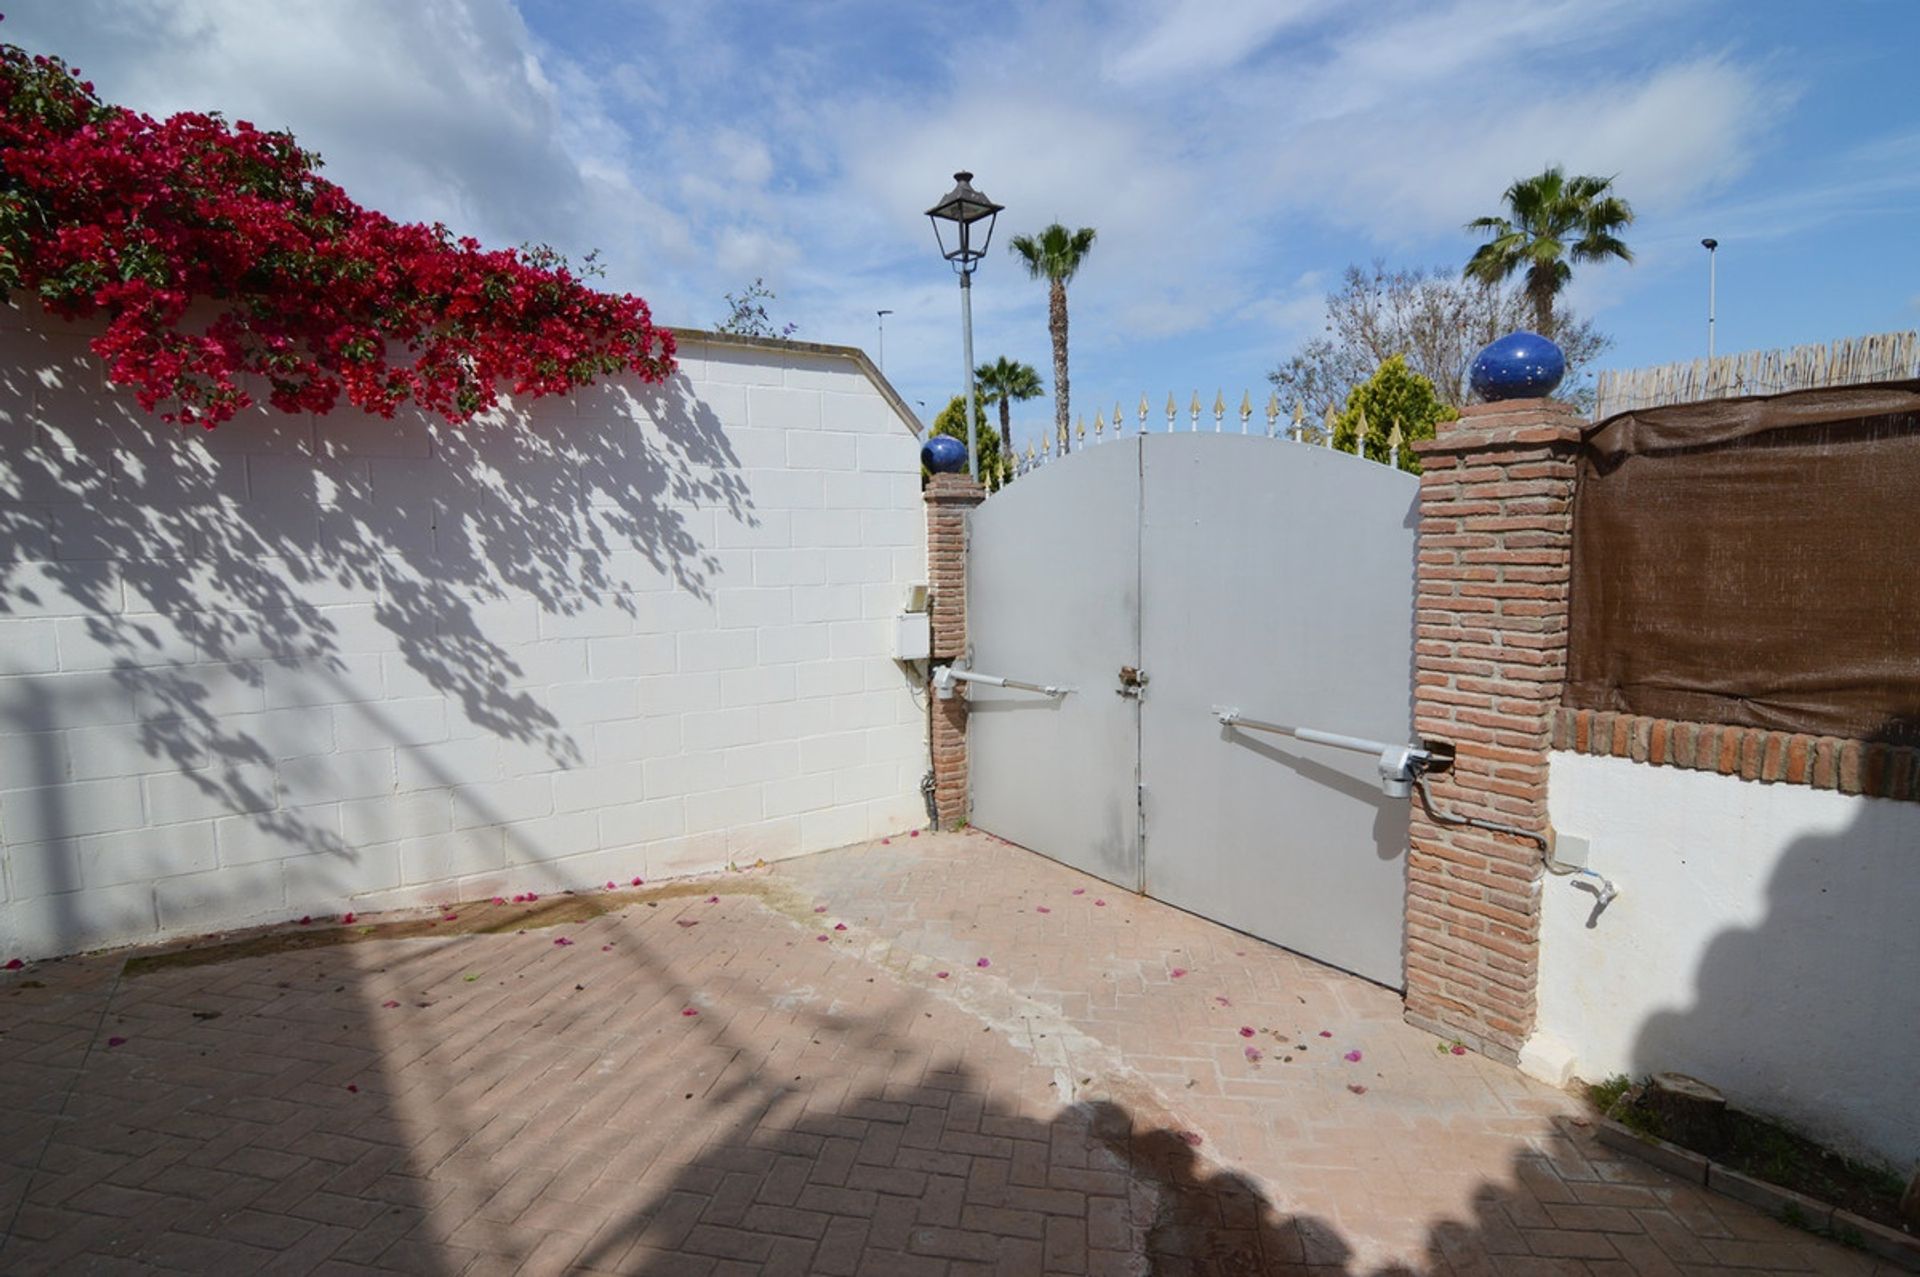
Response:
[1464,167,1633,335]
[1330,355,1458,475]
[973,357,1044,462]
[929,394,1008,488]
[1009,223,1097,453]
[715,278,795,339]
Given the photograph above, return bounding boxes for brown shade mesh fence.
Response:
[1567,381,1920,745]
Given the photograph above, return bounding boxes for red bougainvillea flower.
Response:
[833,923,847,931]
[936,971,950,979]
[909,830,920,838]
[1244,1046,1263,1063]
[553,937,573,947]
[705,896,719,904]
[381,1000,400,1008]
[525,893,539,902]
[1239,1026,1255,1038]
[681,1007,699,1017]
[605,882,616,890]
[1343,1050,1363,1063]
[0,44,675,430]
[1318,1030,1332,1038]
[493,897,507,905]
[1348,1083,1368,1095]
[1093,899,1106,907]
[512,894,527,903]
[1170,968,1187,979]
[631,877,643,886]
[298,916,312,926]
[106,1036,126,1048]
[880,837,890,845]
[3,958,22,970]
[975,957,990,968]
[341,912,356,924]
[1072,889,1086,896]
[1451,1044,1467,1056]
[442,913,457,922]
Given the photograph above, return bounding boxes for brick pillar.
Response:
[925,472,985,829]
[1404,399,1583,1062]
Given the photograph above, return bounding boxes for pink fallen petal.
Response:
[606,881,617,890]
[676,920,698,928]
[1214,996,1232,1006]
[554,937,573,947]
[346,1083,359,1093]
[382,999,401,1008]
[298,916,312,926]
[1318,1030,1332,1038]
[1348,1083,1368,1095]
[881,837,891,845]
[1072,888,1086,896]
[631,877,644,886]
[442,913,457,922]
[1239,1027,1256,1038]
[512,894,527,903]
[493,896,507,905]
[816,934,830,942]
[681,1007,699,1017]
[909,830,919,838]
[1094,899,1106,907]
[975,957,990,968]
[1176,1131,1203,1147]
[526,892,539,902]
[1451,1044,1468,1056]
[935,971,950,979]
[813,905,828,913]
[106,1036,126,1048]
[833,923,847,932]
[3,958,22,970]
[601,945,612,952]
[1245,1046,1263,1063]
[1170,968,1188,979]
[1343,1050,1363,1063]
[1035,906,1051,914]
[341,912,356,925]
[706,896,720,904]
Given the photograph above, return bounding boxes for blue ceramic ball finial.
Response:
[921,434,967,473]
[1469,331,1566,401]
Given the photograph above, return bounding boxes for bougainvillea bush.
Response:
[0,36,673,427]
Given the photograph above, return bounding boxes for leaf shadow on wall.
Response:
[1628,713,1920,1171]
[0,318,752,948]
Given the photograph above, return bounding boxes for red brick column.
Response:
[926,473,985,829]
[1404,399,1583,1062]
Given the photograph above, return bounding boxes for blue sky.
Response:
[7,1,1919,455]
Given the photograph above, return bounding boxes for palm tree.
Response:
[974,357,1044,461]
[1464,167,1633,335]
[1009,224,1096,453]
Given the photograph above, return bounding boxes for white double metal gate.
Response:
[966,433,1418,987]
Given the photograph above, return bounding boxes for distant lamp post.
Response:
[926,171,1003,481]
[1701,238,1718,361]
[875,309,893,373]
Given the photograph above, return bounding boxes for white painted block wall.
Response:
[0,317,930,958]
[1535,751,1920,1167]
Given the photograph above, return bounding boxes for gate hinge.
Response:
[1136,782,1146,843]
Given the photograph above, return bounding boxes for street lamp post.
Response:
[1701,238,1718,361]
[875,309,893,373]
[926,171,1003,482]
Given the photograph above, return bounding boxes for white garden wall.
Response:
[0,313,931,959]
[1534,751,1920,1167]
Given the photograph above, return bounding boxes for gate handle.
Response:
[1213,707,1432,797]
[934,661,1073,700]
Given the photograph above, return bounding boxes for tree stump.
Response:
[1643,1072,1730,1156]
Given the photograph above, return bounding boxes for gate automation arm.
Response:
[933,660,1073,701]
[1211,706,1619,905]
[1211,708,1431,798]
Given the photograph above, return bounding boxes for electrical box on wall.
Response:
[893,613,930,661]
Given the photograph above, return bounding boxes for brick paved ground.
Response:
[0,831,1897,1274]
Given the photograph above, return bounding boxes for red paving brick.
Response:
[0,832,1900,1274]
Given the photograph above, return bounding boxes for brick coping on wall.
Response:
[1553,706,1920,801]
